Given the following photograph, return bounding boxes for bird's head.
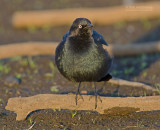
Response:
[69,18,94,38]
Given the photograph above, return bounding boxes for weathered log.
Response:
[5,94,160,120]
[12,1,160,28]
[112,41,160,57]
[109,77,156,92]
[0,41,160,59]
[0,42,57,59]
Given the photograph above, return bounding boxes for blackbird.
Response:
[55,18,113,109]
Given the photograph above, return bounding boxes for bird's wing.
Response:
[92,30,108,46]
[62,31,69,42]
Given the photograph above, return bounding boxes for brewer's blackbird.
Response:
[55,18,113,109]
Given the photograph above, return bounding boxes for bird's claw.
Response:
[75,82,84,105]
[89,94,102,109]
[89,94,102,102]
[75,92,84,105]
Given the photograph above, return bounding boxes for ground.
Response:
[0,0,160,129]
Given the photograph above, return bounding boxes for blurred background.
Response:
[0,0,159,44]
[0,0,159,93]
[0,0,160,129]
[0,0,160,90]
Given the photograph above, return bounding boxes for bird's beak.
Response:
[86,24,94,29]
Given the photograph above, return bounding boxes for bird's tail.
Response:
[97,73,112,82]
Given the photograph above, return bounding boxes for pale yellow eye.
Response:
[78,25,82,28]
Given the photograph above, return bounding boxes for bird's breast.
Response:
[57,43,110,82]
[67,37,92,53]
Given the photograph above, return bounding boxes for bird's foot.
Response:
[75,92,84,105]
[89,94,102,109]
[75,82,84,105]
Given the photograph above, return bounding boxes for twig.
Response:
[25,122,36,130]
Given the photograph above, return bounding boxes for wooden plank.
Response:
[5,94,160,120]
[0,41,160,59]
[12,1,160,28]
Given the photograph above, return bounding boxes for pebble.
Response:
[44,73,53,78]
[4,76,21,87]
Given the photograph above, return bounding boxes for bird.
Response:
[55,18,113,109]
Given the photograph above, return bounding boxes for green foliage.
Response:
[42,25,51,32]
[34,69,38,74]
[136,120,144,128]
[130,91,133,97]
[0,98,2,103]
[10,56,22,61]
[27,26,37,33]
[124,67,134,75]
[21,58,28,66]
[4,66,11,74]
[52,108,56,112]
[141,18,151,30]
[50,86,59,93]
[155,83,160,95]
[0,63,11,74]
[92,119,96,124]
[49,61,55,77]
[142,71,147,77]
[63,127,67,130]
[5,89,9,94]
[2,127,6,130]
[16,73,22,79]
[28,57,36,69]
[91,117,98,124]
[140,62,147,69]
[78,116,81,120]
[112,70,118,75]
[70,110,77,118]
[29,117,33,124]
[155,83,160,88]
[49,61,55,70]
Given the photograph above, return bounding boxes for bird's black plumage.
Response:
[55,18,113,108]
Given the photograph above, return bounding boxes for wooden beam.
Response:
[112,41,160,57]
[12,1,160,28]
[0,42,57,59]
[109,77,156,92]
[0,41,160,59]
[5,94,160,120]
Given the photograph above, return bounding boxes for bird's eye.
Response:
[78,25,82,28]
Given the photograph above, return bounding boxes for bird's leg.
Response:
[89,82,102,109]
[75,82,84,105]
[94,82,98,109]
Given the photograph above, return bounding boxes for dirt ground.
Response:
[0,0,160,129]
